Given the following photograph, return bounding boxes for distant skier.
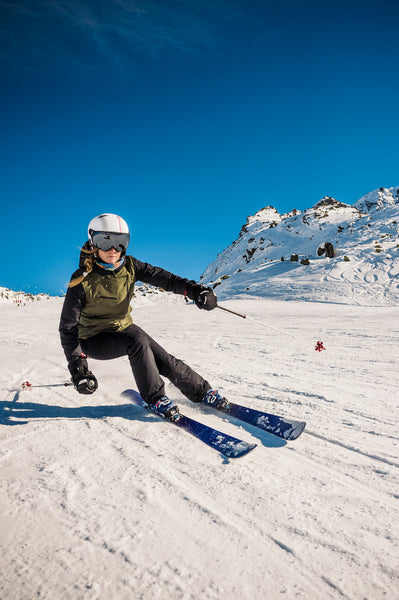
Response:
[59,213,227,421]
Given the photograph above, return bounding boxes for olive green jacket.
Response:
[59,254,204,369]
[79,256,136,339]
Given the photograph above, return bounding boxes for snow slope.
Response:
[200,187,399,306]
[1,292,398,599]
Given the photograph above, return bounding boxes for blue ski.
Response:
[122,389,257,459]
[215,402,306,441]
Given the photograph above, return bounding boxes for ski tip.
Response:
[223,442,257,459]
[121,389,141,402]
[287,421,306,441]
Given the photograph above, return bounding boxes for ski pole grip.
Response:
[217,304,247,319]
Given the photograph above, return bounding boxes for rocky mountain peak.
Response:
[200,186,399,305]
[313,196,347,209]
[355,186,399,213]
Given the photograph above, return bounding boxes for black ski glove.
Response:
[194,287,218,311]
[70,360,98,395]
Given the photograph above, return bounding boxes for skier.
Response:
[59,213,227,421]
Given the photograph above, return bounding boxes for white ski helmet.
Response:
[88,213,130,253]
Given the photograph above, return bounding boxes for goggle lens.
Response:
[91,231,130,252]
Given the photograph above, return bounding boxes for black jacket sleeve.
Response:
[132,257,205,300]
[59,273,86,370]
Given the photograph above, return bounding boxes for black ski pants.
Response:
[80,324,211,405]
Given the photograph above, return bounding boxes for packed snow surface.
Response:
[1,291,398,599]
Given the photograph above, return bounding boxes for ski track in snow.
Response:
[1,294,399,600]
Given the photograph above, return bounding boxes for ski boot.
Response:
[149,396,180,422]
[202,389,230,411]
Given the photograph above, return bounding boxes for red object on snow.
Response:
[315,341,326,352]
[22,381,32,389]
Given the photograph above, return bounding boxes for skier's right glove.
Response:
[70,361,98,395]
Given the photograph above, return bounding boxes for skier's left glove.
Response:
[70,360,98,395]
[194,287,217,311]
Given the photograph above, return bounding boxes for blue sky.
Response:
[1,0,398,295]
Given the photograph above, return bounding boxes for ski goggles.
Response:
[90,231,130,252]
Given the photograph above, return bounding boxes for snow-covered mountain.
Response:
[200,187,399,305]
[0,287,51,304]
[0,284,163,305]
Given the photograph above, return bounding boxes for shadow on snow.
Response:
[0,398,286,449]
[0,400,153,427]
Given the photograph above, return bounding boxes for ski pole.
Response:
[216,304,326,351]
[21,381,74,390]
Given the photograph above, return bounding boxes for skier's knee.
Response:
[126,328,151,357]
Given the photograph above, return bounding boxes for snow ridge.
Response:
[200,186,399,305]
[0,287,51,304]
